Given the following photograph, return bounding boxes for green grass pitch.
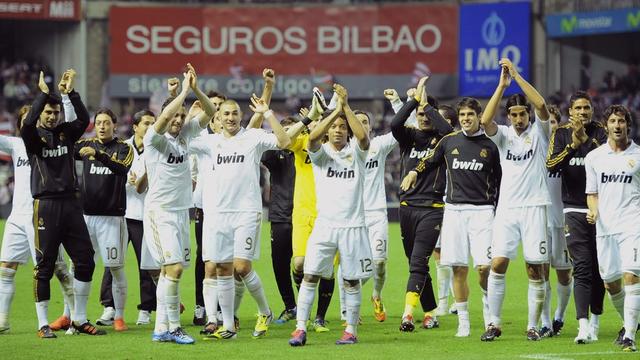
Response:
[0,220,633,359]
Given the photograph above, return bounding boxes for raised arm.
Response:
[59,70,77,122]
[154,71,192,135]
[501,58,549,121]
[247,69,276,129]
[186,64,216,128]
[336,84,369,150]
[481,67,511,136]
[21,73,49,153]
[308,105,342,152]
[249,95,290,149]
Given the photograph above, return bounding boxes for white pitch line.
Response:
[519,351,621,360]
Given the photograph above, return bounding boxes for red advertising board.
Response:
[0,0,81,21]
[109,4,458,76]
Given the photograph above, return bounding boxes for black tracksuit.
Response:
[546,121,607,319]
[391,99,453,312]
[21,90,94,302]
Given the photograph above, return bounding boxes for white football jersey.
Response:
[197,128,278,213]
[191,128,215,209]
[309,141,367,227]
[143,116,203,211]
[364,133,397,211]
[546,171,563,227]
[124,137,146,220]
[489,115,551,208]
[585,141,640,236]
[0,136,32,215]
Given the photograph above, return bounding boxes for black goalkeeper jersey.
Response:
[21,90,90,199]
[414,130,501,206]
[75,137,133,216]
[391,98,453,207]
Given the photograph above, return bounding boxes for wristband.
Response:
[263,110,274,118]
[301,117,312,126]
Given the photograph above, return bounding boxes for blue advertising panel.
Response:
[459,1,531,97]
[546,8,640,38]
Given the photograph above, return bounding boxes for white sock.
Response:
[481,288,490,329]
[203,278,218,324]
[578,317,589,333]
[623,283,640,341]
[344,281,361,336]
[372,261,386,299]
[336,267,346,316]
[234,279,245,315]
[242,271,270,315]
[217,275,235,331]
[35,300,49,329]
[487,271,506,326]
[110,266,128,320]
[72,279,91,325]
[541,280,552,329]
[54,263,74,319]
[555,280,572,321]
[154,275,168,333]
[437,263,452,306]
[456,302,470,328]
[164,276,181,331]
[296,281,317,331]
[527,279,545,329]
[589,313,600,329]
[609,288,626,320]
[0,268,16,318]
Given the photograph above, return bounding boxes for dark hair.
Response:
[439,104,459,128]
[427,95,439,110]
[456,97,482,117]
[95,108,117,124]
[280,116,298,127]
[45,93,62,107]
[569,91,592,108]
[505,94,531,113]
[548,104,562,123]
[133,109,155,126]
[353,110,371,121]
[207,90,226,100]
[603,104,632,133]
[161,97,175,112]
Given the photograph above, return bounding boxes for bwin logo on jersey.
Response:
[601,172,632,184]
[89,163,113,175]
[409,148,430,159]
[365,158,379,169]
[569,157,585,166]
[42,145,68,158]
[217,153,245,164]
[16,157,30,167]
[327,167,355,179]
[452,158,484,171]
[505,149,533,161]
[167,153,185,164]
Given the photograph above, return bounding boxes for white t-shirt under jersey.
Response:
[124,137,146,221]
[585,141,640,236]
[546,171,563,227]
[195,128,278,214]
[0,136,32,215]
[489,115,551,208]
[143,116,204,211]
[364,133,397,212]
[309,141,368,227]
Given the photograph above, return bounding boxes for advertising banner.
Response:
[546,8,640,38]
[0,0,80,21]
[459,1,531,97]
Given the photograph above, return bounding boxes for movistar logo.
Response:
[628,10,640,28]
[561,16,577,33]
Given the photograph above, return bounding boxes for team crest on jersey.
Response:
[480,149,488,158]
[431,138,437,146]
[179,138,186,146]
[524,136,532,145]
[59,133,65,142]
[451,148,459,155]
[40,136,47,143]
[629,159,636,169]
[345,155,353,164]
[164,251,172,259]
[38,217,45,230]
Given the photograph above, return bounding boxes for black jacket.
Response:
[546,121,607,208]
[261,149,295,223]
[21,90,89,199]
[76,137,133,216]
[391,98,453,207]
